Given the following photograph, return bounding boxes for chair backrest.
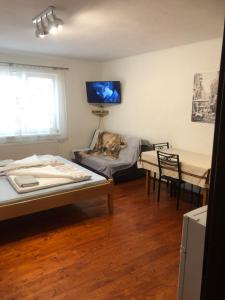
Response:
[157,150,182,180]
[153,142,169,151]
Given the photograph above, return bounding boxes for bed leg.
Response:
[107,193,114,214]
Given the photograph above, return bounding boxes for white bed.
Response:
[0,157,113,221]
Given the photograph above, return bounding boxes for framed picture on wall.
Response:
[191,71,219,123]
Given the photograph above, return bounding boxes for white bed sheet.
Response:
[0,158,107,206]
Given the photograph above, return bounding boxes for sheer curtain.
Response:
[0,64,67,143]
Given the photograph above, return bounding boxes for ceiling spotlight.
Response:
[53,16,64,30]
[32,6,64,38]
[35,18,48,38]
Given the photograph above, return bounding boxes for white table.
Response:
[138,148,211,205]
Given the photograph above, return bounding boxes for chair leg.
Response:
[176,182,181,210]
[174,183,177,196]
[153,172,156,192]
[157,178,161,202]
[171,181,177,197]
[170,181,173,197]
[191,184,194,202]
[197,187,201,207]
[182,183,185,193]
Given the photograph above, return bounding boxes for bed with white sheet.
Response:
[0,156,113,221]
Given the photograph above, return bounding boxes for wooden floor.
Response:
[0,178,196,300]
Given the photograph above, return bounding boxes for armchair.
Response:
[72,130,152,182]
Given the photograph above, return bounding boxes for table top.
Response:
[139,148,212,188]
[141,148,212,170]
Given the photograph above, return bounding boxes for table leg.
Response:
[107,193,114,214]
[153,172,157,192]
[202,188,209,206]
[146,170,151,196]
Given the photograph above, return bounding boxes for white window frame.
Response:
[0,64,67,144]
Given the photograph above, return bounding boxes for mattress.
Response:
[0,157,107,206]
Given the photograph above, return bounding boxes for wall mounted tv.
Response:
[86,81,121,104]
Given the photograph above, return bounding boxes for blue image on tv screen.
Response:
[86,81,121,104]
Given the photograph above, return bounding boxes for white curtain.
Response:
[0,64,67,144]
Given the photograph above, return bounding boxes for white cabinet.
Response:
[178,206,207,300]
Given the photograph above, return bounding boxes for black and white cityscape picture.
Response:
[191,71,219,123]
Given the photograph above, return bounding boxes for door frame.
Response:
[201,21,225,299]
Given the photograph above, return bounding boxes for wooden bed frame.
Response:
[0,178,114,222]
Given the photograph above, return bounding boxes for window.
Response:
[0,65,67,143]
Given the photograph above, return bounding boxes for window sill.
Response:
[0,135,67,145]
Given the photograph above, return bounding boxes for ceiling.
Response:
[0,0,224,60]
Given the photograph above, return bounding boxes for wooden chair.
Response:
[157,150,185,210]
[152,142,169,191]
[153,142,169,151]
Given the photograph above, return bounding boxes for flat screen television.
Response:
[86,81,121,104]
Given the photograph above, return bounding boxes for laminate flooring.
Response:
[0,178,195,300]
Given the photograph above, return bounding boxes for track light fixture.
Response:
[32,6,64,38]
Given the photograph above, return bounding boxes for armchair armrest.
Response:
[71,148,91,161]
[141,144,153,152]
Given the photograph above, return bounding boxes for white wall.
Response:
[101,38,222,155]
[0,52,101,160]
[0,38,222,160]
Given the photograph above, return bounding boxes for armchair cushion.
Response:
[93,131,127,159]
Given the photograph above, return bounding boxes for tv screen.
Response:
[86,81,121,104]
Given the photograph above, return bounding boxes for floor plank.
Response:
[0,178,195,300]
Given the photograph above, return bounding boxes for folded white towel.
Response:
[7,164,91,182]
[14,175,39,188]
